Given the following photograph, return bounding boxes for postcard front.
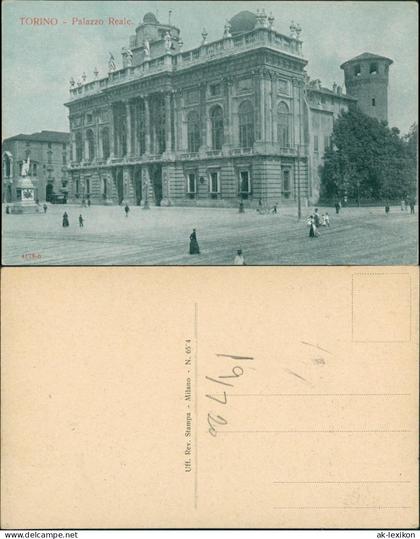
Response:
[1,266,418,528]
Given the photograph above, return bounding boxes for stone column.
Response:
[97,125,103,159]
[222,76,233,150]
[164,91,172,153]
[259,73,266,142]
[142,165,151,208]
[126,100,132,156]
[144,96,151,154]
[71,132,77,162]
[109,105,116,158]
[173,91,180,152]
[83,131,90,161]
[199,82,207,151]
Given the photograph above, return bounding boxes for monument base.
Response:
[10,203,40,214]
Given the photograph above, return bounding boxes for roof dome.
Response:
[143,12,159,24]
[229,11,257,35]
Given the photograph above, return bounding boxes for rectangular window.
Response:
[324,136,329,150]
[239,170,251,198]
[62,153,67,164]
[209,83,221,97]
[32,163,37,177]
[372,98,376,107]
[86,178,90,195]
[75,179,80,194]
[370,63,377,74]
[209,171,220,195]
[48,142,52,149]
[282,169,291,199]
[354,64,361,76]
[314,135,319,152]
[86,113,93,124]
[187,173,197,196]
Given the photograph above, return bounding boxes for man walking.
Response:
[124,203,130,217]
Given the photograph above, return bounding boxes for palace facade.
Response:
[63,10,390,207]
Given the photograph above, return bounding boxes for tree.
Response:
[320,108,417,203]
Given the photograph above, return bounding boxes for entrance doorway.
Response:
[46,183,54,202]
[150,164,162,206]
[116,168,124,204]
[134,168,142,206]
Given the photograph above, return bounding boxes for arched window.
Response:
[3,153,11,178]
[277,102,291,148]
[86,130,95,161]
[210,106,224,150]
[238,101,254,148]
[187,111,201,153]
[102,127,110,159]
[75,132,83,162]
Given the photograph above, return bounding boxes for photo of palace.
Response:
[62,9,392,208]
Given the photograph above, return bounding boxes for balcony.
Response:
[206,150,223,158]
[230,147,254,156]
[180,152,199,160]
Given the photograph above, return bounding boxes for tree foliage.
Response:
[320,108,417,202]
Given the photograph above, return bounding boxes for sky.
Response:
[2,0,418,139]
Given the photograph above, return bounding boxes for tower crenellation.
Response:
[340,52,393,123]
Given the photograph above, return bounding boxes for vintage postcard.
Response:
[1,0,418,265]
[1,266,418,529]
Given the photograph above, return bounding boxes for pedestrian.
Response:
[385,203,390,215]
[272,203,278,214]
[87,198,91,208]
[314,208,321,227]
[324,212,330,227]
[335,201,340,214]
[239,201,245,213]
[189,228,200,255]
[62,211,69,227]
[410,200,415,214]
[43,203,48,213]
[5,205,10,214]
[124,203,130,217]
[308,216,316,238]
[79,214,84,227]
[234,249,245,265]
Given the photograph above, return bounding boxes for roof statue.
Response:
[143,39,150,57]
[164,31,172,51]
[201,28,208,45]
[108,52,117,72]
[223,20,232,38]
[122,47,134,67]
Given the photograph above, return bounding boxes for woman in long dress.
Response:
[189,228,200,254]
[308,216,316,238]
[62,212,69,227]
